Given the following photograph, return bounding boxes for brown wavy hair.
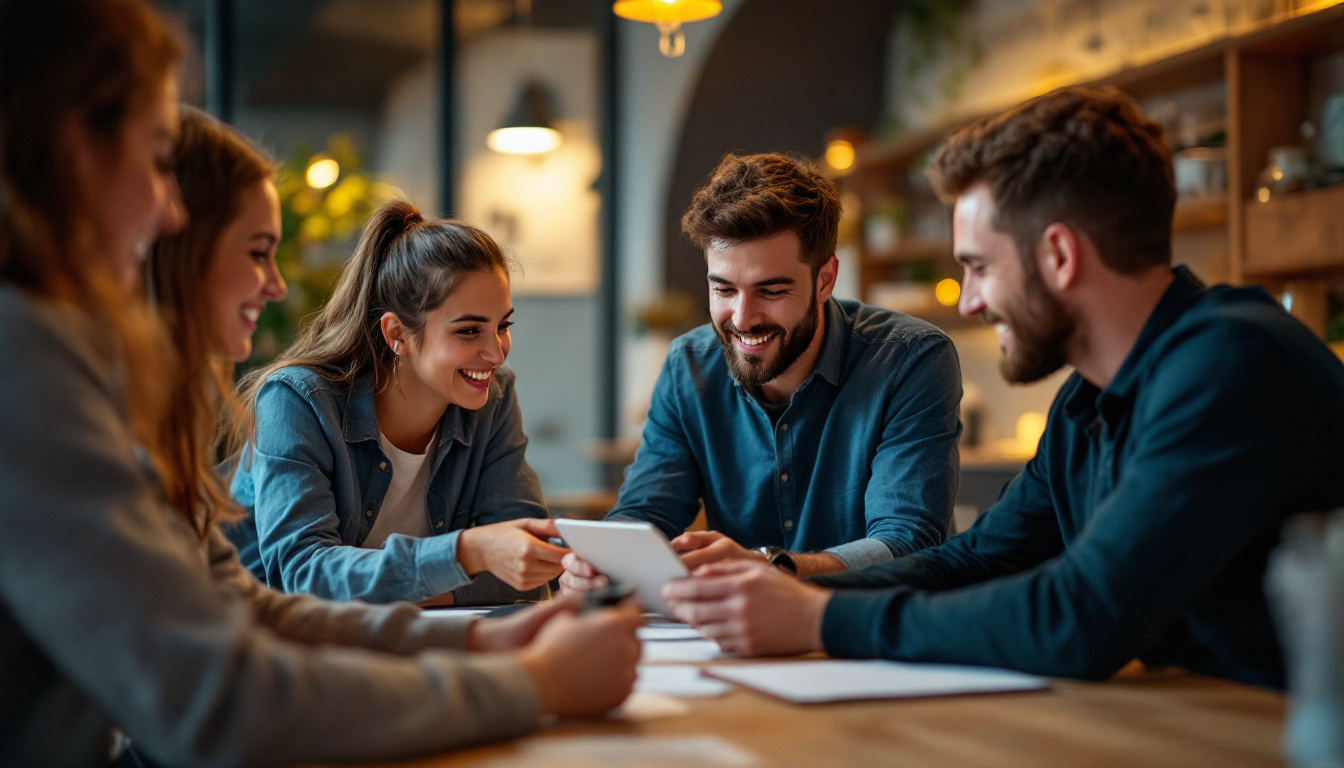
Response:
[149,107,273,534]
[0,0,183,509]
[231,200,509,454]
[926,84,1174,275]
[681,152,841,275]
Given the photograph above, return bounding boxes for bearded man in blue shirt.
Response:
[561,153,963,586]
[661,86,1344,690]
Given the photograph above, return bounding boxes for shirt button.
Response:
[784,519,794,530]
[435,519,444,530]
[365,508,374,518]
[781,423,789,431]
[379,461,388,470]
[780,473,789,482]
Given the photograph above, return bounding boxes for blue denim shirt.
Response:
[226,365,548,603]
[610,297,961,567]
[818,267,1344,689]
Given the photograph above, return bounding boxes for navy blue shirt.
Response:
[818,267,1344,689]
[610,297,962,568]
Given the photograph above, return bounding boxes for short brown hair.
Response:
[681,152,840,273]
[927,85,1174,274]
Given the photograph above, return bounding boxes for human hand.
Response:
[457,519,569,591]
[466,593,582,652]
[557,551,610,594]
[661,559,831,657]
[517,600,642,718]
[670,530,769,571]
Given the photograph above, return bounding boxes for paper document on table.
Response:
[641,638,725,662]
[638,625,703,641]
[635,664,732,697]
[706,660,1050,703]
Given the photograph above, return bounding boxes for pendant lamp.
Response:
[613,0,722,58]
[487,80,561,155]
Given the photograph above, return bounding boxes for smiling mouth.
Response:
[735,332,778,348]
[459,369,493,388]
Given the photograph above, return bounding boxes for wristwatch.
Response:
[757,546,798,576]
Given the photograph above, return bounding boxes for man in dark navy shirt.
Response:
[662,85,1344,689]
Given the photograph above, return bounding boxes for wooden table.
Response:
[381,662,1285,767]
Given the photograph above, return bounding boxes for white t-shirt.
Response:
[362,429,437,549]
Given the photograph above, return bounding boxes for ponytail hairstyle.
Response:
[231,200,510,453]
[0,0,184,504]
[149,107,273,535]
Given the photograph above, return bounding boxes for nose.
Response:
[959,272,984,318]
[481,328,506,366]
[731,293,763,331]
[160,176,187,236]
[263,258,288,302]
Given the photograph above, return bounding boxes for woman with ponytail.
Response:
[0,2,638,765]
[226,198,567,605]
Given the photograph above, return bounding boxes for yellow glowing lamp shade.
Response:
[1015,411,1048,450]
[934,278,960,307]
[613,0,722,57]
[825,139,855,171]
[487,126,562,155]
[489,81,561,156]
[305,155,340,190]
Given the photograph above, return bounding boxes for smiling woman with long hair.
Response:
[0,2,638,766]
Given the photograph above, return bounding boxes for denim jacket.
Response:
[227,365,548,603]
[609,297,961,568]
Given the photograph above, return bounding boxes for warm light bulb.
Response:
[825,139,855,171]
[305,155,340,190]
[935,278,960,307]
[1015,411,1047,451]
[487,126,562,155]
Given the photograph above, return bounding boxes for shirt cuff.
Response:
[820,587,908,659]
[824,538,895,571]
[403,611,479,651]
[414,529,473,596]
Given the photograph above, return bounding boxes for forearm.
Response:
[267,530,471,603]
[792,551,846,577]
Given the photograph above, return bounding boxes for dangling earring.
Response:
[391,339,403,392]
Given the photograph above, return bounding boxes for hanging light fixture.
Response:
[487,80,561,155]
[613,0,722,58]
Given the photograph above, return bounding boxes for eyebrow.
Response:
[249,233,278,246]
[707,274,798,287]
[450,308,515,323]
[955,252,982,266]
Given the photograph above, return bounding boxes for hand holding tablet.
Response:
[553,519,689,615]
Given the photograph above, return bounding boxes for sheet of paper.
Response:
[706,659,1050,703]
[641,638,726,663]
[635,664,732,697]
[638,625,704,641]
[480,735,761,767]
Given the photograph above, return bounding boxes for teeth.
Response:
[241,307,261,323]
[461,369,492,381]
[994,323,1007,336]
[737,333,774,347]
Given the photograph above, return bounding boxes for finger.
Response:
[692,559,765,578]
[661,574,745,601]
[559,572,608,593]
[663,597,734,627]
[669,530,719,552]
[679,545,729,571]
[561,552,599,577]
[517,517,562,539]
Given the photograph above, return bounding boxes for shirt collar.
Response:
[1062,265,1206,423]
[808,297,846,389]
[342,371,471,449]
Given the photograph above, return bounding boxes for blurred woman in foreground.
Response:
[0,2,638,766]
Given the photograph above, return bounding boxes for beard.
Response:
[992,268,1074,384]
[714,298,820,388]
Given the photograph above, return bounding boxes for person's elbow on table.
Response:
[661,560,832,658]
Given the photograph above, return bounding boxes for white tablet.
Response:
[554,519,688,615]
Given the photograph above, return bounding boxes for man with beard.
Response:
[561,153,963,588]
[659,86,1344,690]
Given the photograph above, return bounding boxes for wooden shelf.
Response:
[1172,193,1229,232]
[864,237,952,265]
[1244,184,1344,275]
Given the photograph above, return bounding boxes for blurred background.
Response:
[152,0,1344,527]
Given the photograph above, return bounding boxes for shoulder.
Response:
[0,286,113,397]
[1156,285,1332,376]
[664,323,730,380]
[834,297,950,349]
[254,365,352,428]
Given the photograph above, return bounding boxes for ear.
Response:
[814,254,839,303]
[379,311,406,355]
[1037,223,1082,293]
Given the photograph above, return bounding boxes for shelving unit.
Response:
[840,3,1344,336]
